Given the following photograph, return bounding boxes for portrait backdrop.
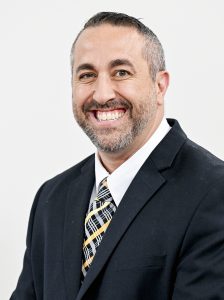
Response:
[1,0,224,298]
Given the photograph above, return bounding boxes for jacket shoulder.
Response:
[42,153,95,191]
[179,138,224,181]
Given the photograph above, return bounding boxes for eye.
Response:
[114,69,131,79]
[78,72,97,82]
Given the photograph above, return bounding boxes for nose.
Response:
[93,74,116,104]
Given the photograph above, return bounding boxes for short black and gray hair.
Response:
[70,11,166,81]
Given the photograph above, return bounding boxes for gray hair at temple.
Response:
[70,12,166,82]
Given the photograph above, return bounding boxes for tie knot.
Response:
[96,178,112,202]
[101,178,108,188]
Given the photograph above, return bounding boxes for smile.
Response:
[95,109,126,121]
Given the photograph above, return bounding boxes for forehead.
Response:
[73,24,146,67]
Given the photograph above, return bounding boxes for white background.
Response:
[1,0,224,298]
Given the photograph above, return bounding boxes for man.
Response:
[11,12,224,300]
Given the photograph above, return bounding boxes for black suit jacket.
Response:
[11,119,224,300]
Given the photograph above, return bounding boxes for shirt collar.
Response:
[95,118,171,206]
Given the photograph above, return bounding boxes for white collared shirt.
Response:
[91,118,171,207]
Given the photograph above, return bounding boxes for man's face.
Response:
[72,24,164,153]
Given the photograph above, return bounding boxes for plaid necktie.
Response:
[82,178,117,277]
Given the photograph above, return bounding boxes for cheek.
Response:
[116,82,139,100]
[117,78,151,99]
[72,85,91,107]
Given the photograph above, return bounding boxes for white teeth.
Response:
[102,112,107,120]
[96,110,125,121]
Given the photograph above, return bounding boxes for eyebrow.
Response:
[109,59,135,71]
[75,59,135,75]
[75,63,95,74]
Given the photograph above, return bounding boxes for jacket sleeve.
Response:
[10,183,46,300]
[173,179,224,299]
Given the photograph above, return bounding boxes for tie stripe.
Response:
[82,256,94,269]
[83,220,111,247]
[82,178,116,278]
[84,202,110,224]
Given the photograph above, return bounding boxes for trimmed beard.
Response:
[73,94,157,153]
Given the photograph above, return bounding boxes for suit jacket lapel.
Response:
[150,118,187,171]
[76,119,187,300]
[63,156,95,300]
[76,157,166,300]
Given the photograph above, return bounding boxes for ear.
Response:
[155,71,169,105]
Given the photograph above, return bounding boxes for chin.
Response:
[91,133,134,153]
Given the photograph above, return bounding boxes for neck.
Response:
[98,113,164,173]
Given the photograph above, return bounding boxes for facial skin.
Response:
[72,24,169,172]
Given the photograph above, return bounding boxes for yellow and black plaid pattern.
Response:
[82,178,116,277]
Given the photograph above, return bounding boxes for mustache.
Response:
[83,99,132,112]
